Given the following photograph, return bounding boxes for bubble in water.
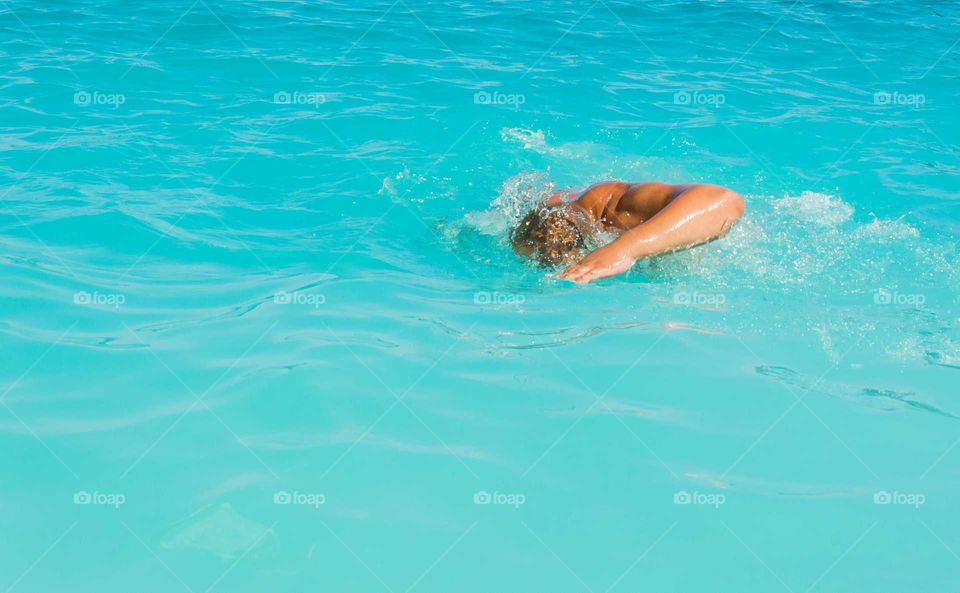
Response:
[500,128,549,153]
[488,170,555,225]
[773,191,854,226]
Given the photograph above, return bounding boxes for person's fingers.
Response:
[579,266,609,283]
[576,271,597,283]
[561,266,584,281]
[570,268,593,283]
[561,263,586,279]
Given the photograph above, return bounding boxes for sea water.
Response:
[1,1,959,591]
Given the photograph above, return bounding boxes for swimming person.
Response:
[511,181,745,283]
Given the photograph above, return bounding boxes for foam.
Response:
[772,191,854,226]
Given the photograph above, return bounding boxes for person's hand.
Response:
[559,241,636,283]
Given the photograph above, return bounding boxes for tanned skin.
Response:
[550,182,745,283]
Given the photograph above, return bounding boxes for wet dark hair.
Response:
[510,206,585,266]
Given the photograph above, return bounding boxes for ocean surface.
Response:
[2,0,959,591]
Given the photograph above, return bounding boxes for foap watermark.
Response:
[473,90,526,110]
[673,291,726,306]
[74,90,126,108]
[274,291,325,308]
[674,490,725,508]
[874,91,925,109]
[474,291,525,307]
[274,490,326,508]
[74,490,126,508]
[73,290,125,308]
[674,90,725,107]
[873,490,925,508]
[273,90,326,107]
[873,288,925,306]
[474,490,526,508]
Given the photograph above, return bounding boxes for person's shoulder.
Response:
[623,181,678,201]
[579,181,631,205]
[562,181,622,222]
[584,180,631,195]
[628,181,677,193]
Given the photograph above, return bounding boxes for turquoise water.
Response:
[2,0,960,590]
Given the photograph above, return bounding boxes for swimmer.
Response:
[511,181,745,283]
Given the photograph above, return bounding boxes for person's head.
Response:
[510,205,586,267]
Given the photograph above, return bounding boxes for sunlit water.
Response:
[2,1,959,591]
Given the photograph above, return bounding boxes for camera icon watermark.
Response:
[873,288,925,306]
[473,291,525,307]
[473,490,526,508]
[73,290,126,308]
[473,90,526,110]
[273,291,325,308]
[873,91,925,109]
[73,490,126,508]
[673,291,726,306]
[74,90,126,108]
[273,490,326,508]
[873,490,925,508]
[273,90,326,107]
[673,90,726,107]
[673,490,725,508]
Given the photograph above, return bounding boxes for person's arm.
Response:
[559,184,744,283]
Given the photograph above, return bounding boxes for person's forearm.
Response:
[616,185,744,260]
